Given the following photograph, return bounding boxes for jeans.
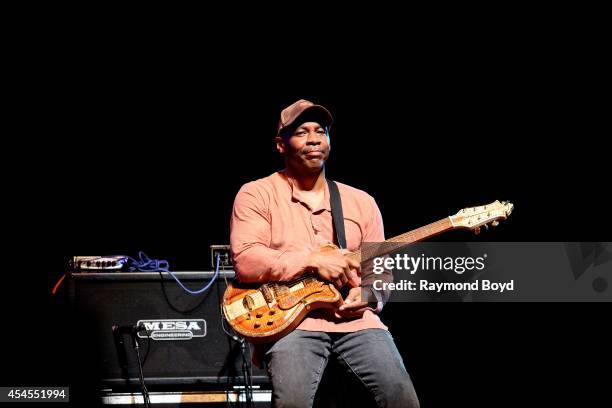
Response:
[263,329,420,408]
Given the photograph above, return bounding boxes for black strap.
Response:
[327,179,346,249]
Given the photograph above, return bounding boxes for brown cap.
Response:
[277,99,333,136]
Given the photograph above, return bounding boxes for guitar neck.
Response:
[347,217,454,262]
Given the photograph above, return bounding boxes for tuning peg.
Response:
[474,227,481,235]
[491,221,499,227]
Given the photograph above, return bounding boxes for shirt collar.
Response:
[281,169,331,212]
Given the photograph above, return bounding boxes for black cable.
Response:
[132,332,151,408]
[217,273,237,408]
[219,265,254,408]
[141,332,151,369]
[238,338,254,408]
[220,285,240,407]
[157,270,211,314]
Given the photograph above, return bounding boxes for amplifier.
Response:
[65,271,269,391]
[71,256,130,271]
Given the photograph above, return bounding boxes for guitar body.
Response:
[222,274,342,343]
[222,201,513,343]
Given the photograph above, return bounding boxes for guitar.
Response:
[222,200,514,343]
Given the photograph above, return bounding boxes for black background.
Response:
[3,21,610,407]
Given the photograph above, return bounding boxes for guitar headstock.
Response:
[450,200,514,234]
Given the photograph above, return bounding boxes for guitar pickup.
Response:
[261,285,274,303]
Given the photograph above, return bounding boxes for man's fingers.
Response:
[347,260,361,286]
[342,265,352,284]
[342,298,365,308]
[337,305,369,317]
[346,258,360,270]
[347,269,360,287]
[339,272,348,286]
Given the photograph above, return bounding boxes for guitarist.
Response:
[230,99,419,408]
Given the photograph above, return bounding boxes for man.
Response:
[230,99,419,408]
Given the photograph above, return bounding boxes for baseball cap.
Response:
[277,99,333,136]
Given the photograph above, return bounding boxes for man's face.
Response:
[276,121,331,175]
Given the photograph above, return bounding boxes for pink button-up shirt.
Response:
[230,170,387,333]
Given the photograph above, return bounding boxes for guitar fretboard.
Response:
[348,217,454,262]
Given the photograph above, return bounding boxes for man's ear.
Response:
[275,136,286,154]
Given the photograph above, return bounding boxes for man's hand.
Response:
[336,287,371,318]
[307,248,360,288]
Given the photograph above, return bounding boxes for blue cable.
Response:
[128,251,220,295]
[128,252,170,272]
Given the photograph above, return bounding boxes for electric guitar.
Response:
[222,200,514,343]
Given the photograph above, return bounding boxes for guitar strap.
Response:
[326,179,347,249]
[327,179,354,299]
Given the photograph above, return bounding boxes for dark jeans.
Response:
[263,329,420,408]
